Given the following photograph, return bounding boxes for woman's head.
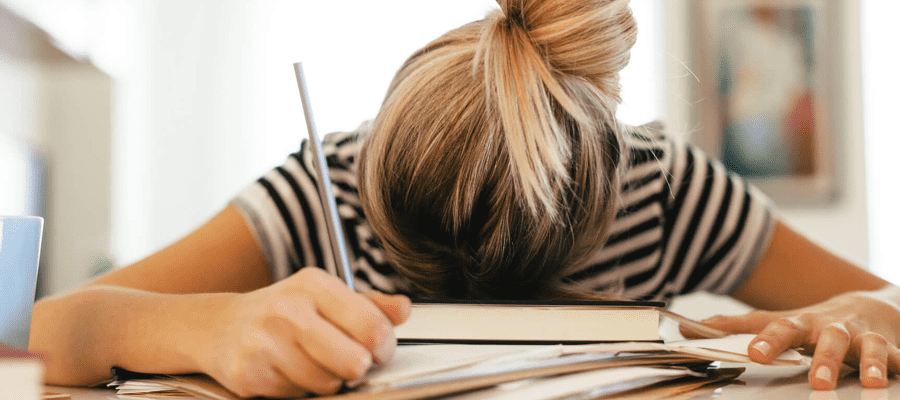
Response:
[358,0,636,300]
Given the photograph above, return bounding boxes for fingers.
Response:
[270,348,344,397]
[679,310,777,338]
[364,291,412,326]
[889,346,900,376]
[808,323,852,390]
[224,327,341,398]
[747,316,809,364]
[245,326,344,397]
[225,268,408,397]
[274,299,374,381]
[294,268,399,364]
[853,332,890,389]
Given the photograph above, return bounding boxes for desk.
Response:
[45,365,900,400]
[687,364,900,399]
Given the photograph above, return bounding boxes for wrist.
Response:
[859,284,900,308]
[174,292,242,375]
[105,289,240,377]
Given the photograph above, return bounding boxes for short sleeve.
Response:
[230,141,334,283]
[661,137,778,296]
[560,123,778,302]
[230,122,404,293]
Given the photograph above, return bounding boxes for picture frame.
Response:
[691,0,839,205]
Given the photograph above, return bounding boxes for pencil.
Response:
[293,62,355,291]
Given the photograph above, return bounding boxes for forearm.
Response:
[731,221,887,310]
[29,285,237,386]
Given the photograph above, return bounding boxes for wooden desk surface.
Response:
[46,364,900,400]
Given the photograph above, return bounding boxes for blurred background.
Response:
[0,0,896,300]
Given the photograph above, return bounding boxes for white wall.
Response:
[104,1,507,266]
[0,52,43,217]
[114,1,261,263]
[0,57,41,144]
[40,64,113,295]
[862,1,900,283]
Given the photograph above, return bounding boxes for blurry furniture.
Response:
[0,4,113,297]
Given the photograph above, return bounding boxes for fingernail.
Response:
[815,365,833,383]
[373,329,397,364]
[702,315,723,323]
[752,340,772,358]
[354,354,373,377]
[867,365,884,381]
[327,379,343,393]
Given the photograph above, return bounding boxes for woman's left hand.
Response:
[682,288,900,390]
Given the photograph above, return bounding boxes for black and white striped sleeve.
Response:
[229,123,399,293]
[660,138,777,296]
[229,141,334,282]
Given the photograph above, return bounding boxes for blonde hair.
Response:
[358,0,636,300]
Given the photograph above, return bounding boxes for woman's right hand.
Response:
[198,267,411,398]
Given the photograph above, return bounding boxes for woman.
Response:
[30,0,899,396]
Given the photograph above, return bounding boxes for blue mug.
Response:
[0,216,43,350]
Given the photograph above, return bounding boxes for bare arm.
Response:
[30,286,235,386]
[30,205,262,385]
[29,204,410,397]
[730,220,887,310]
[84,204,272,294]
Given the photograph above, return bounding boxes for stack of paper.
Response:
[109,334,809,399]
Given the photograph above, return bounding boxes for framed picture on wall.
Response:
[692,0,839,205]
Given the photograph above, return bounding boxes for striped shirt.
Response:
[231,121,776,302]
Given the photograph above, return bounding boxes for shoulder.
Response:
[618,121,727,201]
[299,120,372,171]
[322,120,372,153]
[619,121,673,167]
[616,121,679,195]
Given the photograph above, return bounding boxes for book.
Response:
[109,334,809,400]
[0,343,44,400]
[395,299,728,343]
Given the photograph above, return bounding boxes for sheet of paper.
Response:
[672,334,809,364]
[440,366,696,400]
[363,344,552,387]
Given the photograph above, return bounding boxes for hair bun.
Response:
[495,0,526,26]
[489,0,636,97]
[475,0,635,219]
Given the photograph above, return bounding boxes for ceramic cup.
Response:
[0,216,43,349]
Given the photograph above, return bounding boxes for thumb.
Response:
[363,291,412,326]
[680,311,777,338]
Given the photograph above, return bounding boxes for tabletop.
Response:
[45,364,900,400]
